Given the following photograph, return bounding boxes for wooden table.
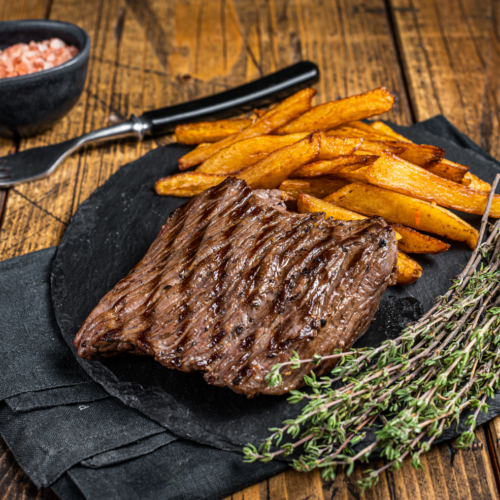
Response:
[1,0,500,498]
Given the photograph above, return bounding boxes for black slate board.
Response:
[51,120,500,454]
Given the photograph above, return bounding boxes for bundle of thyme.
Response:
[244,175,500,492]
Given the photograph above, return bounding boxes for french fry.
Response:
[291,155,377,178]
[297,193,413,283]
[328,164,370,184]
[155,173,226,197]
[196,133,310,174]
[178,88,316,169]
[297,192,367,220]
[238,132,321,189]
[175,118,253,145]
[318,136,363,159]
[463,172,492,192]
[327,126,444,167]
[397,144,444,167]
[324,183,479,248]
[364,153,500,217]
[347,120,384,135]
[396,252,423,285]
[279,177,350,201]
[369,121,411,142]
[352,140,406,155]
[276,87,395,134]
[389,223,450,254]
[326,125,390,142]
[427,159,469,183]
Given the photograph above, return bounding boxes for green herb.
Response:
[244,175,500,493]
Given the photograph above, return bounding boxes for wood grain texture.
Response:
[0,0,499,499]
[389,0,500,158]
[390,0,500,494]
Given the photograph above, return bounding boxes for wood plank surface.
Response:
[389,0,500,495]
[0,0,499,499]
[389,0,500,157]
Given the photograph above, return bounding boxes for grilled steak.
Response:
[75,178,398,396]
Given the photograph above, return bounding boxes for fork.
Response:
[0,61,319,187]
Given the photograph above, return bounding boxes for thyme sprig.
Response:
[244,175,500,493]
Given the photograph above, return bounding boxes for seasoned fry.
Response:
[319,136,363,159]
[427,159,469,183]
[326,125,390,142]
[352,140,406,155]
[327,126,443,167]
[292,155,377,178]
[196,133,309,174]
[155,173,226,197]
[327,164,370,184]
[364,153,500,217]
[463,172,491,192]
[397,143,444,167]
[238,132,321,189]
[159,132,320,196]
[279,177,350,201]
[324,183,479,248]
[297,192,367,220]
[396,252,423,285]
[175,118,253,145]
[178,88,316,169]
[297,193,414,284]
[389,223,450,254]
[276,87,395,134]
[347,120,384,135]
[369,121,411,142]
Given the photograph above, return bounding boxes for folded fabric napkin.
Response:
[0,115,499,500]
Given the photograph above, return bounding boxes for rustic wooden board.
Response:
[0,0,499,499]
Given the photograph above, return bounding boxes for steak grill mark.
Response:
[75,178,398,396]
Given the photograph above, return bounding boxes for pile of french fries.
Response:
[156,87,498,285]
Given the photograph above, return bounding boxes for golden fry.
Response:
[327,164,370,184]
[324,183,479,248]
[369,121,412,142]
[319,136,363,159]
[155,173,226,197]
[397,144,444,167]
[238,132,321,189]
[279,177,350,201]
[175,118,253,145]
[389,223,450,254]
[196,133,309,174]
[364,153,500,217]
[326,125,390,142]
[463,172,492,192]
[396,252,423,285]
[277,87,395,134]
[178,88,316,169]
[426,159,469,183]
[327,126,443,167]
[346,139,405,155]
[291,155,377,178]
[346,120,384,135]
[297,192,367,220]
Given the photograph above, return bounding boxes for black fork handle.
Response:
[141,61,319,137]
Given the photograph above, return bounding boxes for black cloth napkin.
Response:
[0,115,499,500]
[0,247,286,498]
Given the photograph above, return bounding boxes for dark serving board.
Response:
[51,120,500,454]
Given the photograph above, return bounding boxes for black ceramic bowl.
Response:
[0,20,90,139]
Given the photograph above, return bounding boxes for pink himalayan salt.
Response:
[0,38,79,79]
